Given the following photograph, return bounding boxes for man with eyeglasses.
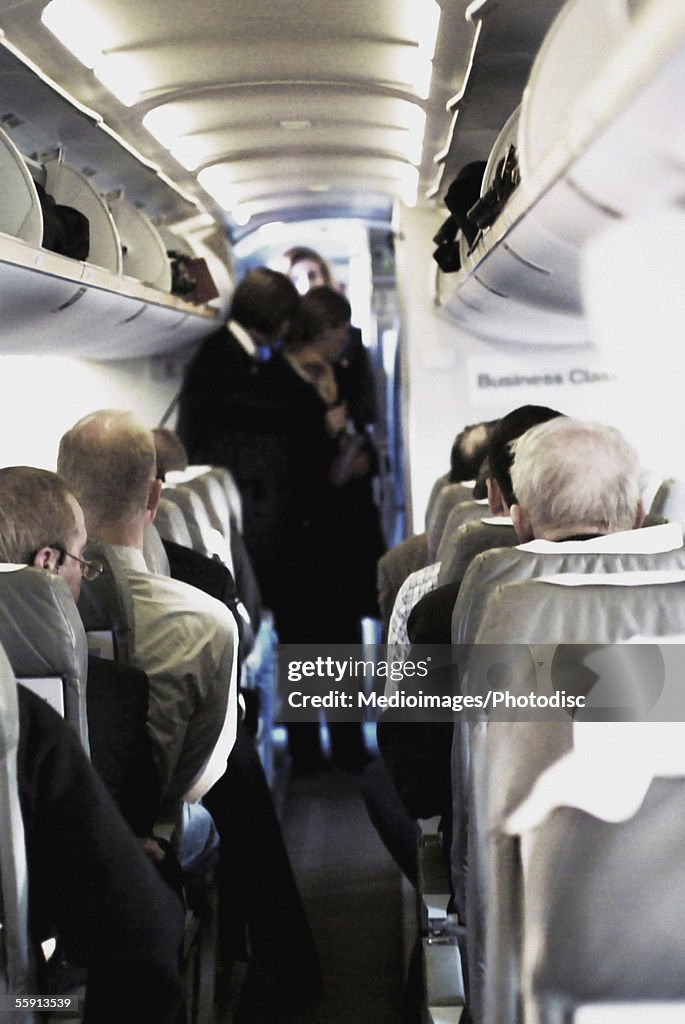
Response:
[0,465,185,1021]
[0,465,98,600]
[0,465,160,836]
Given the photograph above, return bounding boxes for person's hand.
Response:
[325,402,347,437]
[141,836,166,862]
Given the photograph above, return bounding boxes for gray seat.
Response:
[143,521,171,576]
[0,568,89,753]
[162,484,233,570]
[438,516,517,587]
[424,472,451,530]
[426,484,476,560]
[513,724,685,1023]
[168,466,244,535]
[179,471,233,545]
[435,500,492,562]
[453,525,685,647]
[154,495,194,551]
[465,569,685,1024]
[0,641,34,1015]
[78,539,136,665]
[208,466,243,535]
[77,538,219,1024]
[649,477,685,526]
[377,532,429,634]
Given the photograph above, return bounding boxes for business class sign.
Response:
[467,356,616,407]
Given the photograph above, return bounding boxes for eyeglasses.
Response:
[55,548,104,581]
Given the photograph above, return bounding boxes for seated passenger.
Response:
[58,411,320,1011]
[57,410,239,816]
[16,683,185,1023]
[448,419,498,486]
[378,420,493,640]
[370,407,564,871]
[0,465,159,840]
[152,426,189,473]
[407,405,563,647]
[509,417,644,542]
[395,403,561,651]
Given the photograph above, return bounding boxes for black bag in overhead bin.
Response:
[35,181,90,261]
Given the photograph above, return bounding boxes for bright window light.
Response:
[232,204,253,226]
[197,166,241,211]
[416,1,441,61]
[412,56,434,101]
[169,138,207,172]
[399,165,419,207]
[93,54,147,107]
[144,108,208,171]
[41,0,106,69]
[401,105,427,165]
[143,107,183,149]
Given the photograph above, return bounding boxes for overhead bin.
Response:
[43,156,122,275]
[438,0,685,345]
[0,233,219,360]
[108,196,172,293]
[0,39,228,361]
[517,0,633,181]
[0,123,43,245]
[0,147,222,358]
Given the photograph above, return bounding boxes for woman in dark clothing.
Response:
[284,246,378,431]
[261,286,385,768]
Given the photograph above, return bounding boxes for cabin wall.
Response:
[395,205,473,533]
[0,352,186,470]
[395,205,683,533]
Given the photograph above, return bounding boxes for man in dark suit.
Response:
[176,268,299,589]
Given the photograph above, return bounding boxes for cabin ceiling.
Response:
[0,0,566,239]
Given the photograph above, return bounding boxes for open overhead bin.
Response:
[436,0,685,345]
[0,233,219,360]
[0,38,227,360]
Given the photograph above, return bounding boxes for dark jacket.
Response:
[17,686,184,1024]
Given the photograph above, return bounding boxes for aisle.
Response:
[280,767,406,1024]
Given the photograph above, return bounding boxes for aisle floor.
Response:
[276,766,406,1024]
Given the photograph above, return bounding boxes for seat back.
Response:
[162,485,233,570]
[438,516,517,587]
[426,484,476,560]
[0,642,34,1014]
[512,714,685,1022]
[207,466,243,534]
[377,533,430,633]
[424,472,451,530]
[78,539,136,665]
[143,521,170,576]
[435,500,491,561]
[467,571,685,1024]
[0,569,89,752]
[154,496,194,550]
[168,466,244,534]
[453,524,685,647]
[181,472,232,543]
[649,477,685,527]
